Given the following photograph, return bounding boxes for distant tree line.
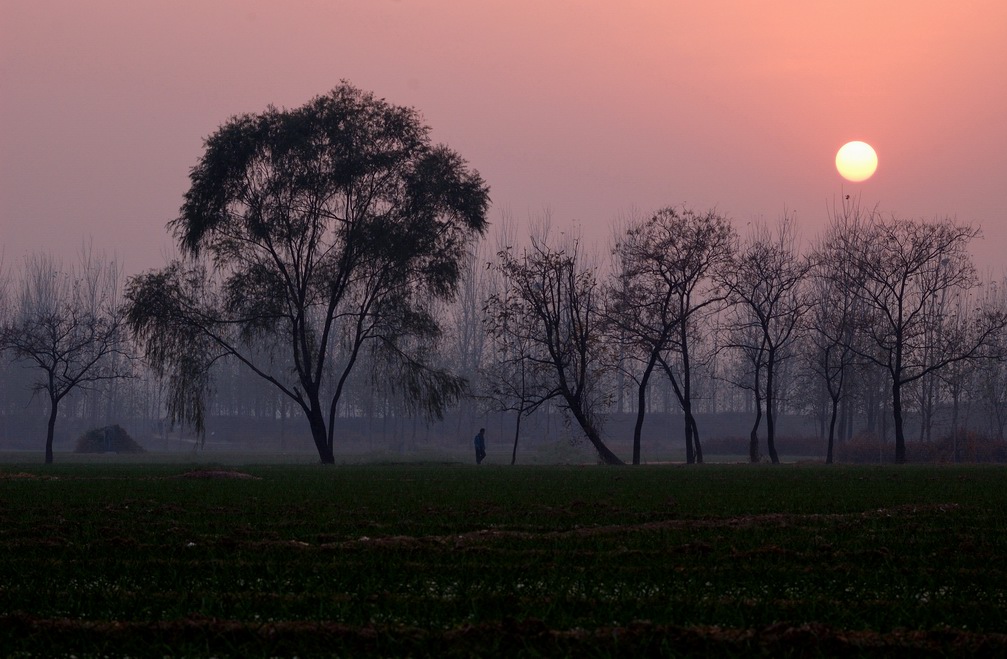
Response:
[2,84,1006,465]
[480,200,1006,465]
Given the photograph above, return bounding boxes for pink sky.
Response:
[2,1,1006,273]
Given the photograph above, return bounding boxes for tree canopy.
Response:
[127,83,490,463]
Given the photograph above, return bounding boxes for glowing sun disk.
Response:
[836,141,878,182]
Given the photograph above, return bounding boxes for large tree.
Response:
[1,251,132,463]
[126,84,489,463]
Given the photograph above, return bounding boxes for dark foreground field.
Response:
[1,463,1005,657]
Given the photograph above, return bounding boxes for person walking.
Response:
[474,428,486,464]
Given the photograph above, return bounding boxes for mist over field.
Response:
[0,363,985,466]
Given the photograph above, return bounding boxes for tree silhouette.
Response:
[2,251,132,463]
[833,213,1005,463]
[489,232,623,465]
[610,207,734,464]
[723,217,810,464]
[810,200,868,463]
[126,83,489,463]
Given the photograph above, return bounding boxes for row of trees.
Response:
[2,202,1004,466]
[2,83,1005,466]
[480,200,1006,465]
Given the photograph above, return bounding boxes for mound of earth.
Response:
[74,425,145,454]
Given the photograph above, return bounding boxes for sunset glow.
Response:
[1,2,1006,268]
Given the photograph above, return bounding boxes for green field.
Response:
[1,463,1005,657]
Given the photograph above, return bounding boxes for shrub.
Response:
[833,432,891,464]
[74,425,145,454]
[913,431,1007,464]
[833,430,1007,464]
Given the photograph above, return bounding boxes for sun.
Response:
[835,141,878,182]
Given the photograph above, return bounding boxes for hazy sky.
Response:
[3,1,1006,274]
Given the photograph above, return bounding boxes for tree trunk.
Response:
[45,396,58,465]
[766,408,779,463]
[566,395,623,465]
[765,352,780,464]
[661,363,695,464]
[826,397,839,465]
[749,393,762,464]
[689,415,703,464]
[307,402,335,464]
[632,355,658,465]
[682,385,702,464]
[511,410,522,466]
[684,419,694,464]
[679,322,702,464]
[893,379,906,464]
[631,386,645,466]
[951,392,960,464]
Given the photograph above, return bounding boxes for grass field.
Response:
[1,462,1005,657]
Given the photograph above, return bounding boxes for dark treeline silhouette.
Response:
[4,207,1006,465]
[2,88,1006,464]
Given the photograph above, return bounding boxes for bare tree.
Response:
[610,207,734,464]
[1,250,132,463]
[935,288,989,459]
[480,217,554,464]
[488,231,623,465]
[482,284,552,465]
[723,216,811,463]
[834,214,1005,463]
[810,200,869,463]
[972,277,1007,442]
[804,282,858,464]
[723,321,769,462]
